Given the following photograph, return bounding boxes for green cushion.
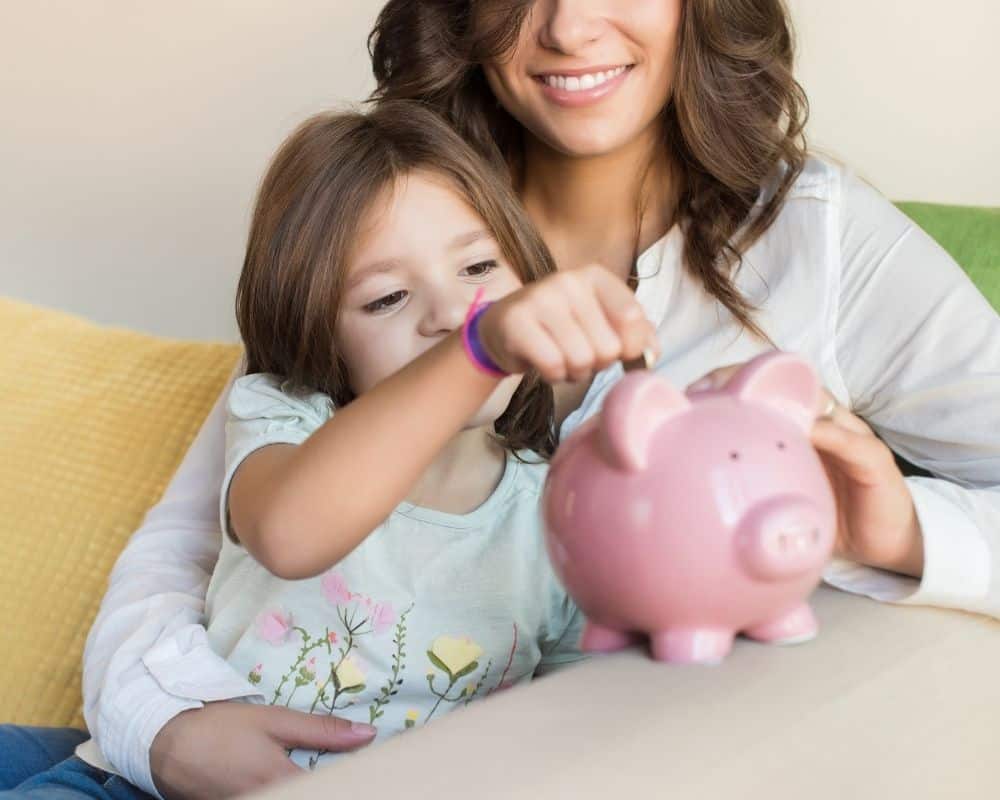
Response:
[895,202,1000,312]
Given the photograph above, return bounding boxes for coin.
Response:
[621,347,657,372]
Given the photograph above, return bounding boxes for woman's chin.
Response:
[532,121,649,161]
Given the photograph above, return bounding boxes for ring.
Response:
[819,396,837,420]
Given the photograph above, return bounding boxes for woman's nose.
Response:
[537,0,605,54]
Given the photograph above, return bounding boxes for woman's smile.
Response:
[532,64,634,108]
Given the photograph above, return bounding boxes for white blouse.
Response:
[78,157,1000,797]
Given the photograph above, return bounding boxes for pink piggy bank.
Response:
[543,351,837,664]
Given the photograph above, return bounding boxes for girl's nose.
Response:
[418,291,468,337]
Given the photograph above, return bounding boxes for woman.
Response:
[5,1,998,799]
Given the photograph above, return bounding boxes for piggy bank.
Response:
[543,351,836,664]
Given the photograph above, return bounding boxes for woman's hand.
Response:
[477,264,660,384]
[688,363,925,578]
[150,702,376,800]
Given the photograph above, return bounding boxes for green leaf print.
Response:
[453,661,479,680]
[368,603,414,725]
[426,650,452,677]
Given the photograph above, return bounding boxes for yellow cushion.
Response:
[0,296,240,727]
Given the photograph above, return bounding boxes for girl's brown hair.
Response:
[369,0,808,343]
[237,100,558,457]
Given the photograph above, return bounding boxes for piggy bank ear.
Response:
[600,372,690,472]
[726,351,820,432]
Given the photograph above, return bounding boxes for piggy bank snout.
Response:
[735,497,833,581]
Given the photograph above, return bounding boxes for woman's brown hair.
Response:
[369,0,808,343]
[236,100,558,457]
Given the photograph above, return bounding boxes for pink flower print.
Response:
[255,608,293,645]
[370,602,396,635]
[321,571,352,606]
[328,631,339,645]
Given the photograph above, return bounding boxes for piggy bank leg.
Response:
[649,629,734,664]
[743,603,818,645]
[579,622,639,653]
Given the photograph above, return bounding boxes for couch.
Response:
[1,202,998,797]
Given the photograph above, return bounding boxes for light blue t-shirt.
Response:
[205,374,586,770]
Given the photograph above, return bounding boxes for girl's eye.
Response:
[363,290,408,314]
[461,260,499,278]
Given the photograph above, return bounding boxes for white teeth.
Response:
[542,65,627,92]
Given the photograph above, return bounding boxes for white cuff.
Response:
[94,626,263,797]
[823,479,992,613]
[141,623,264,703]
[115,689,204,800]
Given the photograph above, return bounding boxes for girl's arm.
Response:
[229,333,498,579]
[822,169,1000,617]
[230,266,657,581]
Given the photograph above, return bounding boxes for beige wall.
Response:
[788,0,998,207]
[2,1,997,341]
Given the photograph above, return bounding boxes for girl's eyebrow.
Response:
[347,230,492,290]
[449,229,491,250]
[345,259,401,291]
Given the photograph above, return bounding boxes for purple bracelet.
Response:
[462,288,508,378]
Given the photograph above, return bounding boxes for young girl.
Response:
[205,100,659,770]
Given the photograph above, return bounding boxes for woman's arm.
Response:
[823,169,1000,616]
[82,372,264,796]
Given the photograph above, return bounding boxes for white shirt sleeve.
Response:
[821,169,1000,617]
[81,369,265,799]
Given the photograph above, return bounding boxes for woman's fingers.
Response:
[810,419,892,486]
[267,705,377,753]
[686,363,743,392]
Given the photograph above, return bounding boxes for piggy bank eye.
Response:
[729,451,740,461]
[776,441,786,450]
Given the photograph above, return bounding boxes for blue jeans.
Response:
[0,726,153,800]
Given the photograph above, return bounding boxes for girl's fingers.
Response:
[534,295,598,383]
[584,266,649,327]
[509,317,569,382]
[565,282,624,370]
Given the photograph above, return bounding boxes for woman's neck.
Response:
[519,123,678,280]
[404,426,507,514]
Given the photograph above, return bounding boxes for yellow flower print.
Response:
[429,636,484,677]
[406,709,419,722]
[334,657,365,690]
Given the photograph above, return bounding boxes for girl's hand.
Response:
[477,264,660,383]
[688,363,925,578]
[150,702,376,799]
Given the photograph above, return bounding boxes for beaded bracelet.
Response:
[461,287,508,378]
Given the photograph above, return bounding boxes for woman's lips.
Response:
[533,65,634,109]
